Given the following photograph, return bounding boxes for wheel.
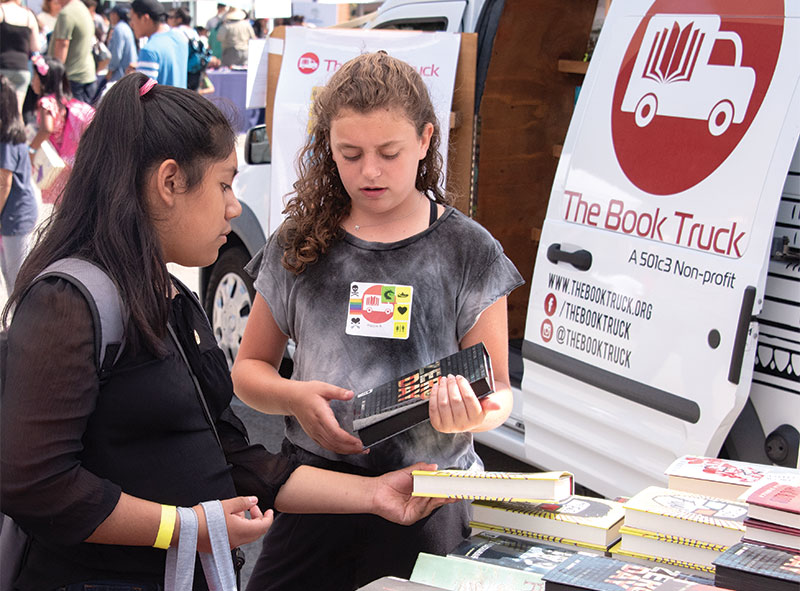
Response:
[204,246,255,369]
[634,94,657,127]
[708,100,734,136]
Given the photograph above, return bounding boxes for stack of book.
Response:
[469,495,625,554]
[713,541,800,591]
[743,481,800,553]
[542,553,723,590]
[613,486,746,574]
[665,455,800,501]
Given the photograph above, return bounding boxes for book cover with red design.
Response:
[542,553,729,590]
[746,482,800,529]
[353,343,494,447]
[743,518,800,552]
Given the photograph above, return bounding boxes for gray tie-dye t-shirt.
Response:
[246,206,524,472]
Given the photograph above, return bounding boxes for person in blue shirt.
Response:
[129,0,187,88]
[106,4,137,83]
[0,75,38,293]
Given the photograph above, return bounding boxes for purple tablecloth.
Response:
[205,69,263,133]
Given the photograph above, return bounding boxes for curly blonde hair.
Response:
[279,51,451,274]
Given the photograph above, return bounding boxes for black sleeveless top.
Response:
[0,6,32,70]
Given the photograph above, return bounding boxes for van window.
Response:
[374,17,449,31]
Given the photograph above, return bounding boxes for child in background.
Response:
[29,55,94,204]
[233,51,524,590]
[0,75,38,293]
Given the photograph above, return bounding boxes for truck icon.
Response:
[621,14,755,136]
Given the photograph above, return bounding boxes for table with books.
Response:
[355,455,800,591]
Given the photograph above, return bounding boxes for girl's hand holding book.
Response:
[371,463,455,525]
[429,375,502,433]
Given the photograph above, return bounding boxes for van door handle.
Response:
[547,243,592,271]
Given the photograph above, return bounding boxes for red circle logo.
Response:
[544,293,557,317]
[540,319,554,343]
[297,52,320,74]
[611,0,783,195]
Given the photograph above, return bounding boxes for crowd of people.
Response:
[1,2,524,589]
[0,0,279,294]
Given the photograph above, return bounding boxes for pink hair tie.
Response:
[139,78,157,97]
[32,55,49,76]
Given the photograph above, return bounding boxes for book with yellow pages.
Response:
[470,523,608,555]
[412,469,573,503]
[618,525,725,570]
[623,486,746,548]
[609,542,717,580]
[470,495,624,550]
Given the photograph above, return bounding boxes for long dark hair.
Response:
[0,76,26,144]
[3,73,236,355]
[33,56,71,105]
[280,51,448,274]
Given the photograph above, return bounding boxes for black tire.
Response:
[204,246,255,369]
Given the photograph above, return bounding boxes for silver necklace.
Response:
[352,194,427,231]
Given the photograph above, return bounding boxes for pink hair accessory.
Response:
[32,55,49,77]
[139,78,157,97]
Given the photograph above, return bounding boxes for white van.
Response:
[204,0,800,498]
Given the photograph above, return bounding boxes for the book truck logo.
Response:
[612,0,783,195]
[297,52,319,74]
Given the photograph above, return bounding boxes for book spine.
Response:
[359,401,432,447]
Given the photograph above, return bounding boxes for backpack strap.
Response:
[33,258,126,379]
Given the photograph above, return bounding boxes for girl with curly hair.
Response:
[233,51,524,590]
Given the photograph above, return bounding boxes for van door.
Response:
[519,0,800,497]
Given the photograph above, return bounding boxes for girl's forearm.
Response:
[232,358,301,416]
[274,466,376,514]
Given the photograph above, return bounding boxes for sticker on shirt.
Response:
[347,282,413,339]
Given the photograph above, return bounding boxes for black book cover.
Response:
[451,530,577,575]
[542,553,718,590]
[713,542,800,591]
[353,343,494,447]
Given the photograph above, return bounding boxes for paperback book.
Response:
[665,456,799,501]
[412,469,573,503]
[623,486,746,548]
[410,552,544,590]
[746,481,800,530]
[617,525,723,570]
[450,530,581,575]
[353,343,494,447]
[471,495,624,551]
[713,541,800,591]
[542,553,729,590]
[743,518,800,552]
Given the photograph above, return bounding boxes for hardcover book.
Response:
[450,530,580,575]
[618,525,723,570]
[746,481,800,529]
[623,486,746,548]
[410,552,545,590]
[713,541,800,591]
[470,523,608,555]
[412,469,573,503]
[353,343,494,447]
[610,542,717,579]
[471,495,624,550]
[542,553,729,590]
[743,518,800,552]
[665,456,799,501]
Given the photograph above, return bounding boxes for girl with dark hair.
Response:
[0,74,38,292]
[0,73,447,590]
[29,54,95,204]
[233,51,524,590]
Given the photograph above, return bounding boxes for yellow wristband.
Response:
[153,504,177,550]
